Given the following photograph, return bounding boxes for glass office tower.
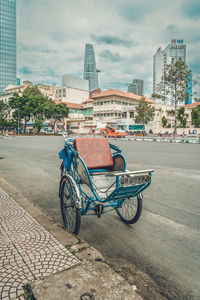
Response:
[153,40,186,95]
[153,39,186,104]
[0,0,16,94]
[83,44,99,93]
[128,79,144,96]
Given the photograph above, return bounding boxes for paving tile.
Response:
[0,259,34,300]
[0,187,79,299]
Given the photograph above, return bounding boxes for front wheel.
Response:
[115,193,142,224]
[60,176,81,235]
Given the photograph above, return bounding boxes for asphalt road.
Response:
[0,136,200,300]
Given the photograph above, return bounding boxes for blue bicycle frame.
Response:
[59,139,153,217]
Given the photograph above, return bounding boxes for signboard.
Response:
[129,125,145,130]
[171,39,184,44]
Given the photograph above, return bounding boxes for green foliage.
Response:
[149,129,153,134]
[44,101,69,132]
[0,100,10,127]
[153,60,191,134]
[191,105,200,128]
[34,117,44,134]
[161,116,168,127]
[177,107,187,128]
[8,86,69,134]
[167,109,175,116]
[134,97,155,126]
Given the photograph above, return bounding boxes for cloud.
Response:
[17,0,200,98]
[18,67,33,75]
[91,34,134,48]
[100,50,123,62]
[181,1,200,19]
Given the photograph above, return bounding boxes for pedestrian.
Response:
[11,129,15,138]
[5,129,9,138]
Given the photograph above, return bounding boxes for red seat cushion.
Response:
[74,137,114,170]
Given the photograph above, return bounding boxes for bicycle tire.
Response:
[60,161,65,177]
[115,193,142,224]
[60,160,73,177]
[60,176,81,235]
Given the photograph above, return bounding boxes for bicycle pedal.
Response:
[95,204,104,218]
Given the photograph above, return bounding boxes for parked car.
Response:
[100,128,128,138]
[62,130,73,136]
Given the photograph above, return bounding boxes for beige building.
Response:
[54,99,94,134]
[92,89,155,122]
[0,83,195,134]
[56,86,89,104]
[91,89,192,133]
[1,81,56,102]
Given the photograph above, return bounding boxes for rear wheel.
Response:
[60,161,65,177]
[60,160,73,177]
[60,176,81,235]
[115,193,142,224]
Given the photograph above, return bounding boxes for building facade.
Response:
[92,89,191,133]
[83,44,100,93]
[56,85,89,104]
[153,39,187,102]
[92,89,155,124]
[128,79,144,96]
[53,100,94,134]
[0,0,17,94]
[62,74,89,91]
[1,81,56,101]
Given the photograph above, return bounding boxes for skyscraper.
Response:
[128,79,144,96]
[153,39,186,96]
[185,73,192,105]
[83,44,100,93]
[0,0,16,94]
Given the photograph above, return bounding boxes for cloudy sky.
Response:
[17,0,200,97]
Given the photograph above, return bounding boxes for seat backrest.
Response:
[74,137,114,170]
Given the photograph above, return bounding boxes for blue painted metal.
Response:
[59,138,152,217]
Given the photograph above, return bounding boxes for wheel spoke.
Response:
[116,195,142,224]
[60,176,81,235]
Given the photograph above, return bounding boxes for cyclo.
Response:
[59,137,153,235]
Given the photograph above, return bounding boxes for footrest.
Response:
[94,204,104,218]
[105,169,154,177]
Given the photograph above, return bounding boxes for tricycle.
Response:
[59,137,153,235]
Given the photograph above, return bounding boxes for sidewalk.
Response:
[0,177,142,300]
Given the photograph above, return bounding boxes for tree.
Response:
[152,60,191,134]
[45,101,69,133]
[9,87,49,133]
[177,107,187,128]
[191,105,200,128]
[134,97,155,127]
[34,117,44,134]
[9,92,31,133]
[161,116,168,128]
[0,100,10,129]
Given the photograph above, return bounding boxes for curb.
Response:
[0,177,142,300]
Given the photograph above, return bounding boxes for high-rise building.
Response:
[185,73,192,105]
[153,39,186,96]
[0,0,17,94]
[128,79,144,96]
[83,44,100,93]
